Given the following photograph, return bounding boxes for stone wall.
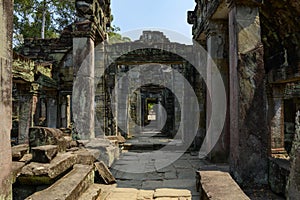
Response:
[189,0,300,194]
[0,0,13,199]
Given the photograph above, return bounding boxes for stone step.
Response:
[98,184,117,199]
[104,188,191,200]
[197,170,250,200]
[25,164,94,200]
[78,184,102,200]
[18,152,77,185]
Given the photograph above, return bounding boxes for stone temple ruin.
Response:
[1,0,300,199]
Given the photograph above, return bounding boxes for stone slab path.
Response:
[111,150,208,200]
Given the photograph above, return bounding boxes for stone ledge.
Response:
[25,164,94,200]
[154,188,191,198]
[197,171,250,200]
[18,152,77,185]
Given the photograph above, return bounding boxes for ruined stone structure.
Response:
[15,0,112,141]
[188,0,300,197]
[0,0,13,199]
[100,31,205,148]
[1,0,300,199]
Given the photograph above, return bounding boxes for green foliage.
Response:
[13,0,75,49]
[107,25,131,44]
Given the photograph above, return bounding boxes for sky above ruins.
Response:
[111,0,196,44]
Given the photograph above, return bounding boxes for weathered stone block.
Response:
[197,171,250,200]
[25,164,94,200]
[29,127,67,152]
[18,152,77,185]
[94,161,116,184]
[12,144,29,161]
[31,145,58,163]
[85,138,120,167]
[73,149,96,165]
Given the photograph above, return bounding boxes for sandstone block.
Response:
[29,127,67,152]
[12,144,29,161]
[94,161,116,184]
[18,152,77,185]
[31,145,58,163]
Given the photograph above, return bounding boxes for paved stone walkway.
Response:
[111,148,208,200]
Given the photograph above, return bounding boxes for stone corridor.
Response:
[109,131,226,200]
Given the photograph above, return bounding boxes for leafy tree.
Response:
[107,21,131,44]
[13,0,75,49]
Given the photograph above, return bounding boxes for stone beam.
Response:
[228,3,268,185]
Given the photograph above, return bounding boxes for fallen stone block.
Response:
[31,145,58,163]
[85,138,120,167]
[94,161,116,184]
[12,144,29,161]
[29,127,67,152]
[18,152,77,185]
[197,170,250,200]
[25,164,94,200]
[73,149,96,165]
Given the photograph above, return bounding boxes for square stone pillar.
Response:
[72,37,95,139]
[47,98,57,128]
[206,20,230,162]
[0,0,13,198]
[94,43,106,138]
[18,95,33,144]
[267,86,285,151]
[228,3,268,185]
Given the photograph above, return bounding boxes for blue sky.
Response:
[111,0,196,44]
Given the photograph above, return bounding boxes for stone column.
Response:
[95,43,106,138]
[18,95,32,144]
[267,86,284,151]
[206,20,230,162]
[0,0,13,198]
[47,98,57,128]
[72,37,95,139]
[228,2,268,185]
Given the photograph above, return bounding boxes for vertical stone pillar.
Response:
[72,37,95,139]
[267,86,284,151]
[95,43,106,138]
[228,2,268,185]
[47,98,57,128]
[18,95,32,144]
[0,0,13,199]
[206,20,229,162]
